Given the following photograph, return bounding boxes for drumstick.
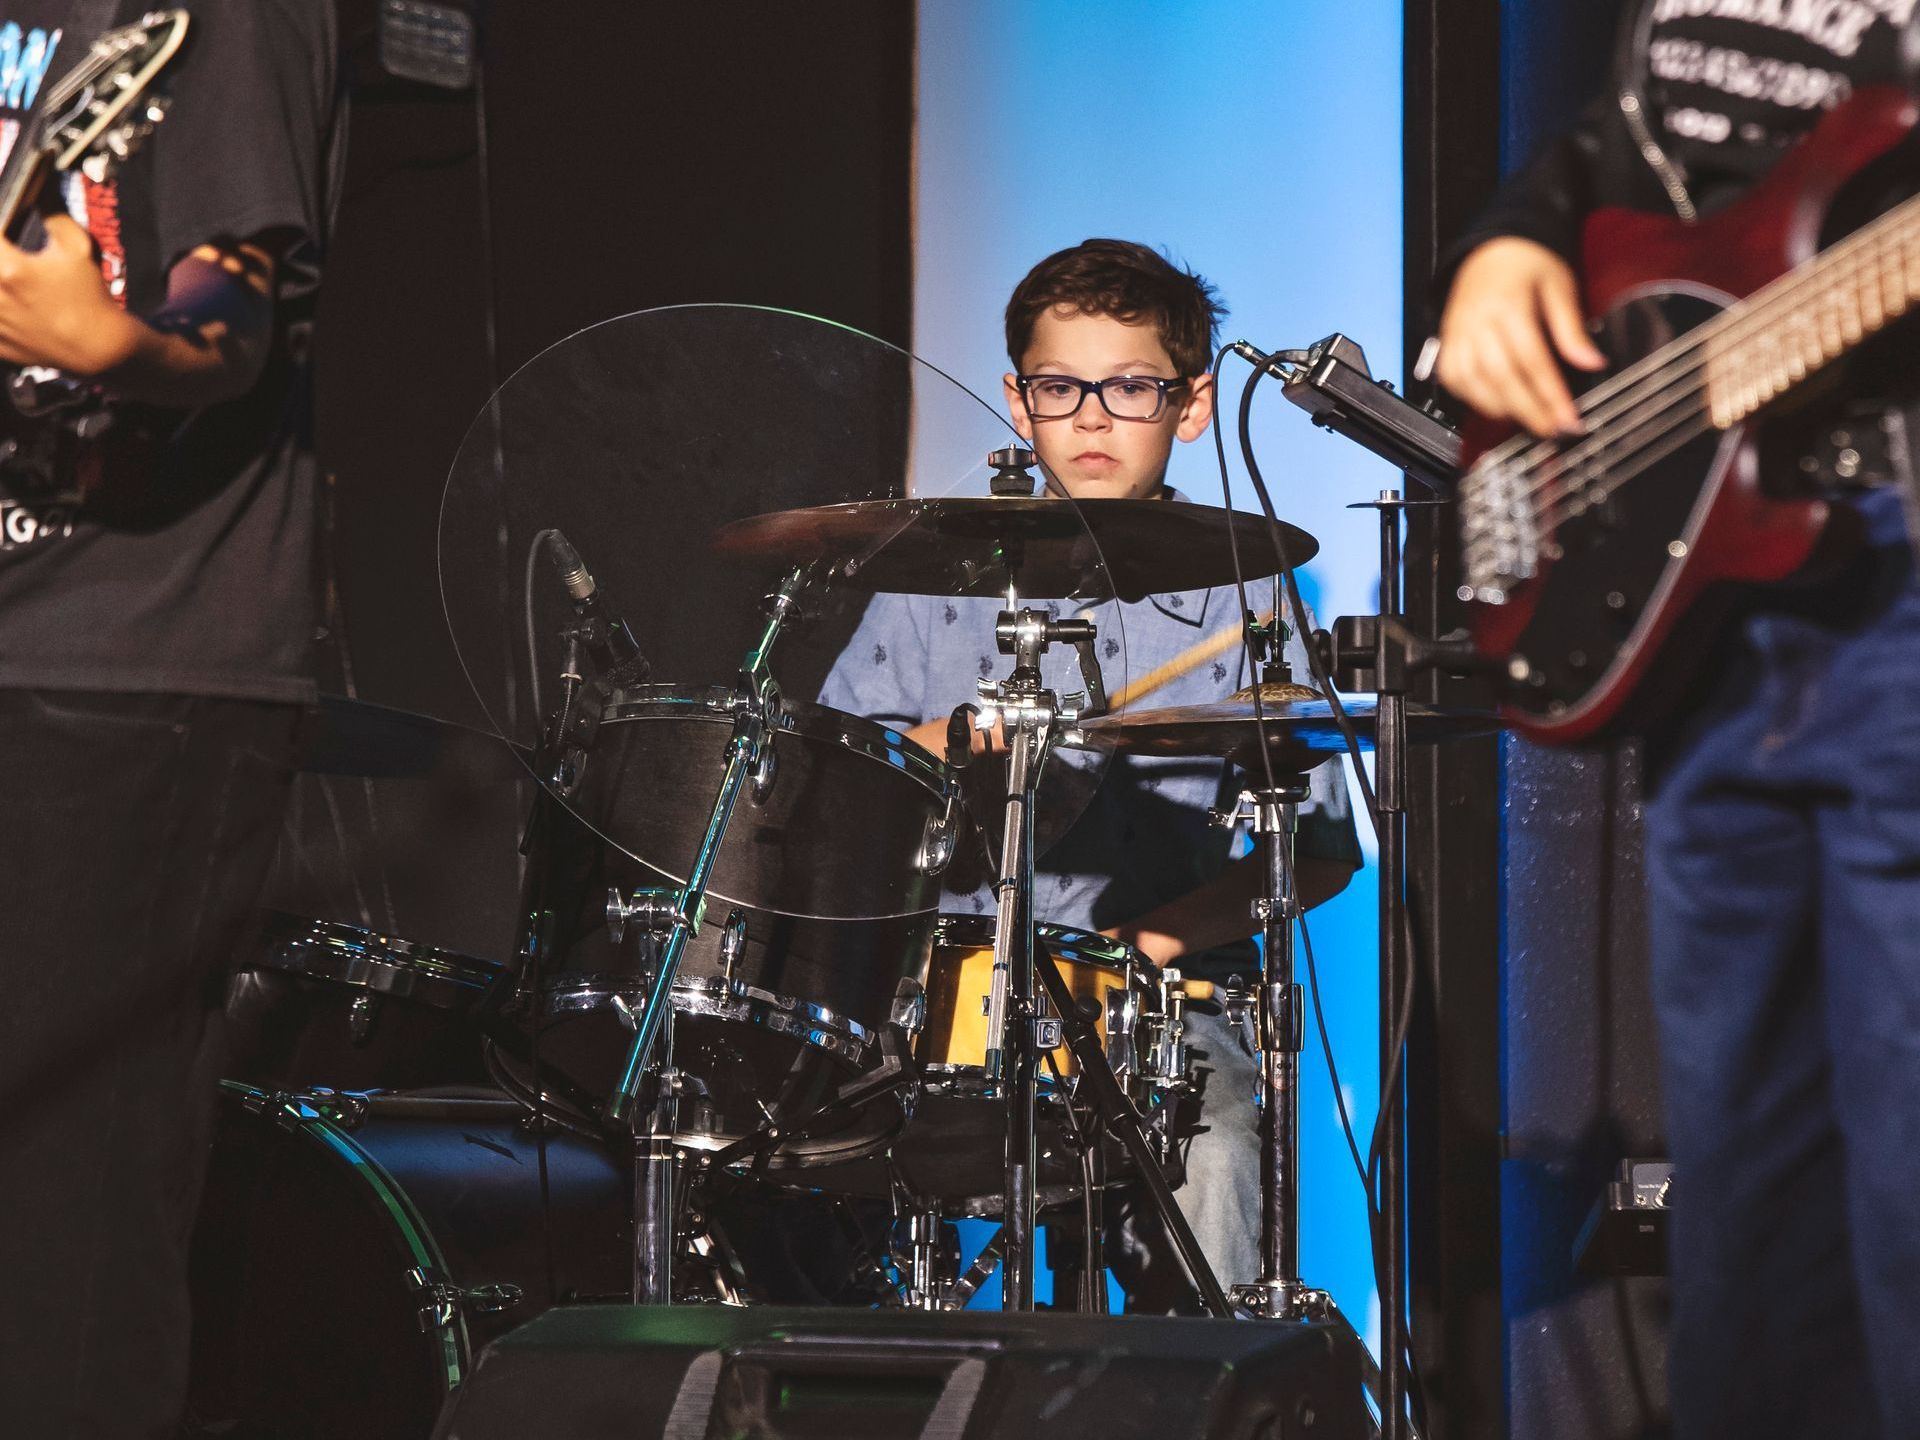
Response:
[1108,609,1274,711]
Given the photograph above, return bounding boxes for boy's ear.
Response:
[1175,372,1215,442]
[1002,372,1035,441]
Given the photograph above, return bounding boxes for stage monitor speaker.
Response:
[431,1305,1366,1440]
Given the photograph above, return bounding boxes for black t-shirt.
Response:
[1645,0,1913,209]
[0,0,341,702]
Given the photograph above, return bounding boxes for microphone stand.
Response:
[1236,333,1463,1440]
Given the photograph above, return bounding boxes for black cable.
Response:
[524,528,560,718]
[1234,365,1380,822]
[1207,344,1282,800]
[1303,869,1432,1440]
[1299,906,1368,1197]
[1230,358,1431,1435]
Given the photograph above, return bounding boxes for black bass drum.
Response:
[182,1084,627,1440]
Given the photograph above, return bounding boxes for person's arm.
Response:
[1434,237,1605,438]
[1430,91,1622,437]
[0,215,278,409]
[1101,850,1358,968]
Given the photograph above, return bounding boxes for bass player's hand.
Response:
[1435,236,1607,438]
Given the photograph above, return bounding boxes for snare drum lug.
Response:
[889,976,926,1033]
[750,741,778,804]
[915,803,958,876]
[347,992,379,1047]
[719,909,748,982]
[1105,988,1138,1078]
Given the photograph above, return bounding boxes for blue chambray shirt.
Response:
[816,500,1359,972]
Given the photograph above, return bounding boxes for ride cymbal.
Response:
[710,496,1319,602]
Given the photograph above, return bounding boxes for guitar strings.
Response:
[1508,204,1917,510]
[1465,230,1912,552]
[1482,190,1920,493]
[1474,192,1912,518]
[1526,217,1918,532]
[1484,199,1920,531]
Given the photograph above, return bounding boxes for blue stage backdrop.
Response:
[913,1,1405,1341]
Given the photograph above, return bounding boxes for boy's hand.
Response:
[1435,236,1606,438]
[0,216,141,376]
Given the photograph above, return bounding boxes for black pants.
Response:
[0,690,297,1440]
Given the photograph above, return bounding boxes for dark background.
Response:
[1404,3,1670,1439]
[271,1,914,960]
[316,0,914,723]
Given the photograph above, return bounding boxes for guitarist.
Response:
[0,4,342,1437]
[1435,3,1920,1437]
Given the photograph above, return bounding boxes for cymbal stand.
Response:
[604,564,812,1303]
[979,599,1094,1310]
[1327,489,1439,1438]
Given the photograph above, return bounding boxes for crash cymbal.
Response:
[709,496,1319,602]
[296,695,529,782]
[1067,696,1499,773]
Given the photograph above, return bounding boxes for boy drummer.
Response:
[818,238,1361,1307]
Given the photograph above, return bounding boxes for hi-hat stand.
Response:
[1219,773,1334,1322]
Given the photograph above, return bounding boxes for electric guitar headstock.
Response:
[0,9,192,241]
[0,11,192,504]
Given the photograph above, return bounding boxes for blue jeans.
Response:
[1644,541,1920,1440]
[1175,1006,1262,1289]
[1106,1006,1261,1311]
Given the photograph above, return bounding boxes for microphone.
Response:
[547,530,650,685]
[1234,334,1462,491]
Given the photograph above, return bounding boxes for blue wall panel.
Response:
[916,1,1406,1345]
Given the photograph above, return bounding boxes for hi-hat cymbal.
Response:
[710,496,1318,602]
[1067,696,1499,773]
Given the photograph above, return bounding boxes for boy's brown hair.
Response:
[1004,238,1225,380]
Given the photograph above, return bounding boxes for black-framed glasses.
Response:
[1015,373,1190,421]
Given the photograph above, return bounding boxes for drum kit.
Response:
[184,308,1488,1437]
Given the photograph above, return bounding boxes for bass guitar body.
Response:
[1460,86,1919,746]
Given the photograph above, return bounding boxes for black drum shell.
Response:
[185,1087,627,1440]
[550,868,936,1051]
[538,902,933,1169]
[577,688,955,922]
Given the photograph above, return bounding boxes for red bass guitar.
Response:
[1458,85,1920,745]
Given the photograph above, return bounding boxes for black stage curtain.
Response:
[315,0,915,724]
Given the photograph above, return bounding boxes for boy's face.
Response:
[1002,306,1214,502]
